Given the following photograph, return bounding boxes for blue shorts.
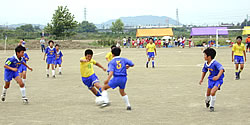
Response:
[55,59,62,65]
[108,76,127,89]
[234,56,244,64]
[4,70,19,82]
[81,73,100,89]
[46,57,55,64]
[18,65,27,73]
[147,52,155,58]
[208,79,223,89]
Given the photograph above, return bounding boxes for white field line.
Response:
[94,52,105,56]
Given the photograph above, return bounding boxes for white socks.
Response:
[46,69,49,75]
[52,70,55,76]
[210,96,216,107]
[20,87,26,98]
[2,87,7,95]
[205,96,210,103]
[122,95,131,107]
[59,67,62,72]
[102,90,109,103]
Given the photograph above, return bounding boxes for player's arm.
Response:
[212,69,224,81]
[199,72,207,85]
[154,47,157,55]
[43,53,47,60]
[232,51,234,62]
[95,62,107,71]
[22,62,33,71]
[104,71,113,85]
[4,65,18,72]
[243,49,247,62]
[80,58,88,62]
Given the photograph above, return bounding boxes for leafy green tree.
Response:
[110,19,124,33]
[16,24,34,32]
[76,21,97,33]
[45,6,77,38]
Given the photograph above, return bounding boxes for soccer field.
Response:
[0,47,249,125]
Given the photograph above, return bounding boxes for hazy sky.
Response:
[0,0,249,25]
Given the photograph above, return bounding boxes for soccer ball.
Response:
[95,97,104,106]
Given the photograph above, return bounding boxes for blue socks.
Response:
[99,88,102,93]
[152,60,155,67]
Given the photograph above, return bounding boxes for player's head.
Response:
[236,36,242,44]
[248,34,250,37]
[85,49,93,60]
[15,45,26,59]
[112,47,121,57]
[149,38,153,43]
[48,40,54,47]
[203,47,216,60]
[111,45,116,50]
[55,44,60,50]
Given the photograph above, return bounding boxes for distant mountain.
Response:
[0,24,46,29]
[96,15,180,29]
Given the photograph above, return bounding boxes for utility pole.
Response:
[176,8,179,26]
[246,14,248,26]
[84,8,87,21]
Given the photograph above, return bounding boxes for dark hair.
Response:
[111,45,116,49]
[111,47,121,56]
[85,49,93,56]
[203,48,216,59]
[236,36,242,40]
[149,38,153,40]
[48,40,54,45]
[55,44,60,47]
[15,45,26,54]
[22,39,25,41]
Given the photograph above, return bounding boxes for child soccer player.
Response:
[105,45,116,62]
[1,45,33,103]
[101,47,134,110]
[199,48,225,112]
[146,38,157,68]
[43,40,57,78]
[232,36,247,80]
[246,35,250,52]
[80,49,107,104]
[18,50,29,86]
[55,44,63,75]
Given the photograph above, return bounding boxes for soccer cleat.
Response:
[146,63,148,68]
[152,66,155,68]
[59,72,62,75]
[22,97,29,104]
[1,94,6,102]
[127,106,132,110]
[47,74,49,78]
[100,103,110,108]
[206,100,210,108]
[210,107,214,112]
[53,75,56,78]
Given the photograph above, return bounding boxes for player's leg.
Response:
[51,64,55,78]
[235,63,239,79]
[238,63,244,79]
[1,81,10,101]
[146,57,150,68]
[120,89,131,110]
[46,64,50,77]
[58,64,62,75]
[152,57,155,68]
[205,88,211,108]
[14,75,28,103]
[210,86,219,112]
[22,71,27,86]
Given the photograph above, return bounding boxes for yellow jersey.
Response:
[105,52,113,62]
[80,57,96,77]
[232,43,245,56]
[146,43,156,52]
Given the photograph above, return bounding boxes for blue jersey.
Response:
[108,56,134,77]
[5,55,24,72]
[23,53,29,63]
[202,59,224,81]
[56,50,63,60]
[45,47,56,58]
